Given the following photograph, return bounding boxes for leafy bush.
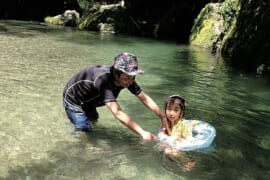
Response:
[218,0,238,20]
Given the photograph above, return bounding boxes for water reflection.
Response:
[0,20,270,179]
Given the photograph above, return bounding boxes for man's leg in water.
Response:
[63,101,92,132]
[86,107,99,128]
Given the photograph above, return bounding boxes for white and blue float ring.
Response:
[157,120,216,151]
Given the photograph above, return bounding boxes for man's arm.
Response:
[136,91,166,123]
[106,101,156,140]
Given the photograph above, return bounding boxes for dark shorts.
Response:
[63,101,99,132]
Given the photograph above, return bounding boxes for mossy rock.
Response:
[189,3,224,51]
[45,15,65,25]
[45,10,80,27]
[78,3,139,35]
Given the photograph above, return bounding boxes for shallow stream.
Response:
[0,20,269,180]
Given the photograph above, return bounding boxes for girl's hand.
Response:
[157,130,166,138]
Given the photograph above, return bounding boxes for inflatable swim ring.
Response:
[157,120,216,151]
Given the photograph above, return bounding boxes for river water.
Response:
[0,20,269,180]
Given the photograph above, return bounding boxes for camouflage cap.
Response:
[114,53,144,75]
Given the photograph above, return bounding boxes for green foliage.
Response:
[44,16,51,22]
[76,0,102,10]
[106,17,114,22]
[77,0,91,9]
[218,0,238,21]
[137,20,147,25]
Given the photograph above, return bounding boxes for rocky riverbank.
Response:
[1,0,269,77]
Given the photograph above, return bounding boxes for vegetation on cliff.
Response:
[190,0,269,76]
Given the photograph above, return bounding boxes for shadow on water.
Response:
[0,25,8,32]
[192,79,270,179]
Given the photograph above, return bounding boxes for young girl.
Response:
[157,95,192,140]
[157,95,196,172]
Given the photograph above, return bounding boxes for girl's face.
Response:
[166,103,182,123]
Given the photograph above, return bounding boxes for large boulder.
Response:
[189,0,270,76]
[44,10,80,27]
[189,3,226,53]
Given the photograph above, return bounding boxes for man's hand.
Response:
[106,101,156,140]
[140,131,156,141]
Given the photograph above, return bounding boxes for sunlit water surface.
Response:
[0,20,270,180]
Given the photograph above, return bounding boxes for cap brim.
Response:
[124,69,144,76]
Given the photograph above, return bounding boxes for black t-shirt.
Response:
[63,65,142,110]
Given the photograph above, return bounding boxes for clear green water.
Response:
[0,20,270,180]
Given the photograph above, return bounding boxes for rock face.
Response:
[189,0,270,76]
[221,0,270,76]
[189,3,225,53]
[44,10,80,27]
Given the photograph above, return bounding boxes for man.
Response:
[63,52,165,140]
